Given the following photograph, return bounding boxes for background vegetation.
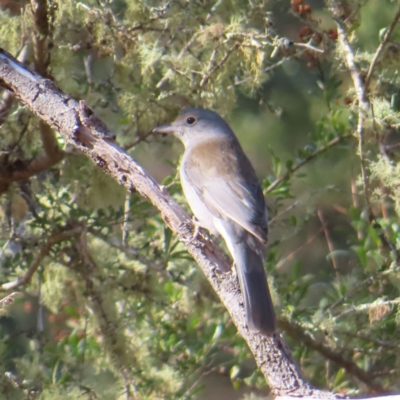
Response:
[1,0,400,398]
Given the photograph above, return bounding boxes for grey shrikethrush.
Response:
[153,108,276,336]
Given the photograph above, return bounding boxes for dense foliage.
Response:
[1,0,400,398]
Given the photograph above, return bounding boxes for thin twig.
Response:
[279,318,388,394]
[156,0,223,89]
[317,209,340,278]
[293,40,324,53]
[124,130,154,150]
[229,57,290,88]
[275,227,324,270]
[334,299,400,320]
[156,34,199,89]
[365,6,400,89]
[199,42,240,87]
[269,199,301,226]
[0,227,82,291]
[337,330,397,349]
[0,292,22,308]
[266,134,351,193]
[334,17,372,213]
[327,264,400,313]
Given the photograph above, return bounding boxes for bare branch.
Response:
[0,48,343,397]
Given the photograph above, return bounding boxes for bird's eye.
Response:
[186,117,196,125]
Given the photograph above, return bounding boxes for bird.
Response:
[153,108,276,336]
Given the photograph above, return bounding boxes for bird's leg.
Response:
[179,216,205,246]
[191,216,202,241]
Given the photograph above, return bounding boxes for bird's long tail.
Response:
[233,240,276,336]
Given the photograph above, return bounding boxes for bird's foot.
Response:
[179,217,206,246]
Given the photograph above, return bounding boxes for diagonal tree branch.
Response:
[0,48,342,398]
[279,319,388,394]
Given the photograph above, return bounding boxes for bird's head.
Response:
[153,108,234,148]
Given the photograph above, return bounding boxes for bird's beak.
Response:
[153,123,176,134]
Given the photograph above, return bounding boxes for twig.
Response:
[266,135,351,193]
[279,318,388,394]
[123,130,154,150]
[334,299,400,320]
[229,57,290,88]
[156,0,221,89]
[293,40,324,53]
[334,17,372,214]
[156,34,199,89]
[199,42,240,87]
[337,330,397,349]
[0,227,83,291]
[0,292,22,308]
[269,198,301,226]
[203,47,218,79]
[365,6,400,89]
[327,264,400,313]
[89,230,167,273]
[0,122,65,194]
[275,227,324,270]
[317,209,340,278]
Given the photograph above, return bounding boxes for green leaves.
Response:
[2,0,400,397]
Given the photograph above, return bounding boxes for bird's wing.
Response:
[184,153,268,243]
